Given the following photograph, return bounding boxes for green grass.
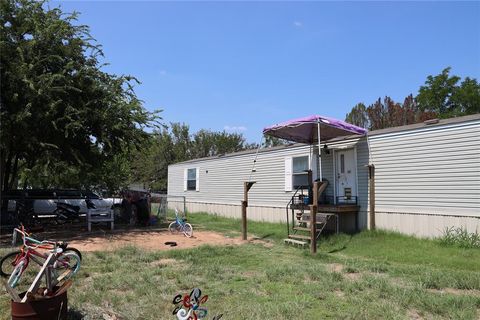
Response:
[1,212,479,319]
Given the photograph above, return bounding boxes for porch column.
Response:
[317,121,322,181]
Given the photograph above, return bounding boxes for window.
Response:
[292,156,309,188]
[340,154,345,173]
[187,168,197,191]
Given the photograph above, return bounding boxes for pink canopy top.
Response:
[263,115,367,144]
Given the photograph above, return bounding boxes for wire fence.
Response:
[150,194,186,222]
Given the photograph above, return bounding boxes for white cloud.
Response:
[293,21,303,28]
[224,125,247,132]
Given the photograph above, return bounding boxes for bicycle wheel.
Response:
[8,259,26,288]
[168,221,180,234]
[183,223,193,238]
[0,251,21,278]
[64,247,82,261]
[53,252,81,280]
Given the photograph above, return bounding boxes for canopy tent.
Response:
[263,115,367,180]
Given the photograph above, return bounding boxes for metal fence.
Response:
[150,194,186,222]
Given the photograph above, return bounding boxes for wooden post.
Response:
[310,181,320,254]
[22,253,56,302]
[241,200,247,240]
[242,181,256,241]
[368,165,375,230]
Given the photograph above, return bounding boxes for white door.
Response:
[335,149,357,203]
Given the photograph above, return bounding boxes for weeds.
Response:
[439,227,480,249]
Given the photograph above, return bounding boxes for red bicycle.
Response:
[0,225,82,288]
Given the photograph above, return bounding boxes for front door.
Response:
[335,148,357,203]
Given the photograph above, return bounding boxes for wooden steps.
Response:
[293,226,310,232]
[298,220,327,225]
[288,234,310,241]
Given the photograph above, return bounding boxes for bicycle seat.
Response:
[50,247,63,254]
[57,242,68,250]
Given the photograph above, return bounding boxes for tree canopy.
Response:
[0,0,160,192]
[130,123,258,191]
[346,68,480,130]
[417,67,480,118]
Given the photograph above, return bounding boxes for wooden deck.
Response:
[290,203,359,214]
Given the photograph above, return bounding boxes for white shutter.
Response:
[285,157,293,192]
[195,167,200,191]
[183,168,187,191]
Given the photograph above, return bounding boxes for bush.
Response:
[438,227,480,249]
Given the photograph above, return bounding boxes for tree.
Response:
[262,135,289,148]
[0,0,160,193]
[346,68,479,130]
[345,103,369,129]
[130,123,257,191]
[417,67,480,117]
[450,77,480,116]
[346,96,437,131]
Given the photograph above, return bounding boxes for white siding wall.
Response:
[169,145,311,208]
[168,141,369,223]
[368,119,480,237]
[167,117,480,237]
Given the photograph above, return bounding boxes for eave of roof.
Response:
[170,113,480,166]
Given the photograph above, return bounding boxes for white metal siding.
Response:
[167,117,480,236]
[169,145,313,208]
[368,120,480,218]
[168,140,369,223]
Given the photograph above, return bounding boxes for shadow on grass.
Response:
[67,308,85,320]
[319,234,354,254]
[258,233,275,240]
[328,245,347,254]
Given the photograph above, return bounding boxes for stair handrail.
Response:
[285,185,305,236]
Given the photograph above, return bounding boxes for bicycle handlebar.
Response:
[12,226,62,251]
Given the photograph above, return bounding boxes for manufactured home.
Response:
[168,114,480,237]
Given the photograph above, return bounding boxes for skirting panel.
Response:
[178,201,287,223]
[375,211,480,238]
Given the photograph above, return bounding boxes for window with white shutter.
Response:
[285,157,292,192]
[195,167,200,191]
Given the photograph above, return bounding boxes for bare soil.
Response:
[68,230,247,252]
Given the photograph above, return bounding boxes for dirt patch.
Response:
[250,238,274,248]
[407,309,423,319]
[149,258,178,267]
[427,288,480,296]
[68,230,258,252]
[328,263,344,273]
[327,263,362,281]
[344,272,361,281]
[242,271,261,278]
[334,289,345,298]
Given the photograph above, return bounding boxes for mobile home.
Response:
[168,114,480,237]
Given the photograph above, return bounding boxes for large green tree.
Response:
[345,68,479,130]
[417,67,480,117]
[0,0,160,193]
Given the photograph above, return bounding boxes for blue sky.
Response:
[55,1,480,143]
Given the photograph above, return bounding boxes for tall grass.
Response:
[439,227,480,249]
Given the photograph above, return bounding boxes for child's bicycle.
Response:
[0,225,82,288]
[168,208,193,238]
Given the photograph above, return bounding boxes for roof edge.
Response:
[169,113,480,166]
